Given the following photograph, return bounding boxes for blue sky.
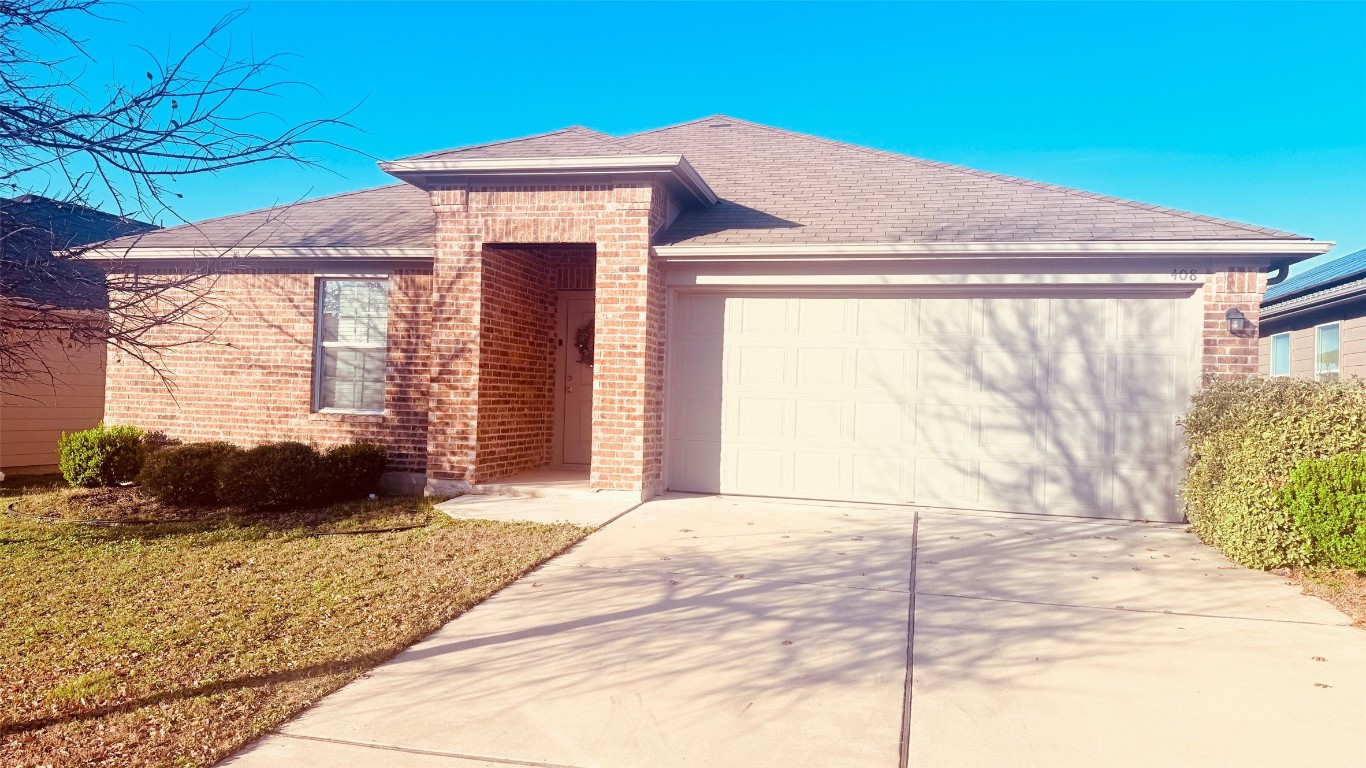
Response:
[34,1,1366,271]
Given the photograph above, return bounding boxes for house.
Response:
[1259,247,1366,379]
[0,195,155,474]
[91,116,1330,521]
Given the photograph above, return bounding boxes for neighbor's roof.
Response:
[1263,247,1366,305]
[109,115,1309,253]
[1,195,156,308]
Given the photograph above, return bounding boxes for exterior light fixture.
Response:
[1225,307,1251,335]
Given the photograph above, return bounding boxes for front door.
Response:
[558,294,595,466]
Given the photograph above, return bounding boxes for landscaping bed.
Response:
[0,477,588,768]
[1282,568,1366,629]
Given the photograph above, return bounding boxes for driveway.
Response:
[224,495,1366,768]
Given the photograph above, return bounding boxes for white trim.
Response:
[83,246,434,261]
[1269,331,1292,377]
[380,154,686,173]
[1314,321,1342,381]
[379,154,718,207]
[653,240,1333,261]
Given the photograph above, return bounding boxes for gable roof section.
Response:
[105,115,1318,257]
[1263,247,1366,305]
[623,116,1304,246]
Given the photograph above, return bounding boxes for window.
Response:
[315,278,388,412]
[1315,323,1340,381]
[1269,332,1291,377]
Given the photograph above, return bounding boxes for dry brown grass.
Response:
[1284,567,1366,629]
[0,478,588,767]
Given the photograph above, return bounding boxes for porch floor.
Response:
[471,467,592,499]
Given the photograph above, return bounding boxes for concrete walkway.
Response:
[223,495,1366,768]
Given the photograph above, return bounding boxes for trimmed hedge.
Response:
[1180,377,1366,568]
[216,442,325,511]
[1280,452,1366,571]
[322,442,387,502]
[58,424,147,488]
[137,442,240,506]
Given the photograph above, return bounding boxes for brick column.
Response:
[590,184,668,499]
[426,187,484,493]
[1201,265,1268,380]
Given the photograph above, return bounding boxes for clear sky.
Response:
[35,1,1366,272]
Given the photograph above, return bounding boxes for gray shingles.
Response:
[113,115,1305,252]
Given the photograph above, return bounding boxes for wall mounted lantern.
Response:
[1225,307,1252,336]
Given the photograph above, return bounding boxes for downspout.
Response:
[1266,261,1291,286]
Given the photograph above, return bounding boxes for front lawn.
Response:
[0,476,588,768]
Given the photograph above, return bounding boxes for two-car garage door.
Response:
[667,291,1197,522]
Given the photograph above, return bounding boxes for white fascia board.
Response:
[82,246,435,261]
[379,154,685,173]
[652,240,1334,261]
[379,154,719,207]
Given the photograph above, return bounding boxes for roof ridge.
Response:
[400,126,610,161]
[636,115,1303,240]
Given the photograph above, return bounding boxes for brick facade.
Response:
[425,183,667,498]
[1200,266,1268,379]
[104,267,433,472]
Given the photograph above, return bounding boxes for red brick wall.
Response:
[476,247,555,479]
[104,267,432,471]
[427,183,666,496]
[1201,266,1268,379]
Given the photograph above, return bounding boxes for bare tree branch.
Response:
[1,0,357,392]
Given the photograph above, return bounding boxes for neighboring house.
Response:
[1259,247,1366,379]
[0,195,156,474]
[92,116,1329,522]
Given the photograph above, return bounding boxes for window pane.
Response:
[321,280,388,344]
[1316,324,1340,380]
[320,348,386,411]
[1270,334,1290,376]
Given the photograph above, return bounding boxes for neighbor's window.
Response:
[315,278,388,412]
[1315,323,1340,381]
[1269,332,1291,377]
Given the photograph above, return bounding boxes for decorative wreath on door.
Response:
[574,319,595,366]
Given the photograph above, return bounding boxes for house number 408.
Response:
[1170,268,1200,281]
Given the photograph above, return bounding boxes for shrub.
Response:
[1180,377,1366,568]
[1279,453,1366,571]
[137,442,240,506]
[216,442,324,511]
[322,442,388,502]
[57,424,147,488]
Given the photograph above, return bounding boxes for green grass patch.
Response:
[0,479,588,767]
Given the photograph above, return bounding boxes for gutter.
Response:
[652,239,1334,262]
[80,246,435,262]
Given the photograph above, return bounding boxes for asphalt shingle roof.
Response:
[112,115,1308,252]
[1263,247,1366,304]
[109,184,433,251]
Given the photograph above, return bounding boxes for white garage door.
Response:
[667,292,1197,521]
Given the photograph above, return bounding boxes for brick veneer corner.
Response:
[1200,265,1268,380]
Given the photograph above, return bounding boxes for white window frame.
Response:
[1269,332,1291,377]
[313,274,389,414]
[1314,321,1341,381]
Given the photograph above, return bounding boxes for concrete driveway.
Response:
[224,495,1366,768]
